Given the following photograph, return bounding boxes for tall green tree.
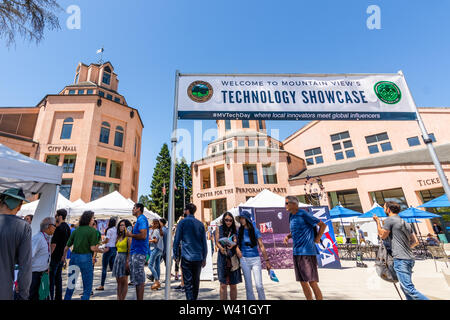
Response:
[149,143,171,218]
[140,144,193,222]
[175,158,192,221]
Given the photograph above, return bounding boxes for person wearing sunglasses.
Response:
[236,210,271,300]
[215,212,242,300]
[29,217,57,300]
[283,196,326,300]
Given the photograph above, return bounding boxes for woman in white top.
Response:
[29,217,56,300]
[96,217,117,291]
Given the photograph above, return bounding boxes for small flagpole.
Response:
[163,182,166,219]
[183,173,186,211]
[97,45,104,64]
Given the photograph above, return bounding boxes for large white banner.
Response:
[177,74,417,121]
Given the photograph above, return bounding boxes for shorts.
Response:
[130,254,146,285]
[293,255,319,282]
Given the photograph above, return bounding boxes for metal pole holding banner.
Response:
[399,70,450,205]
[165,70,180,300]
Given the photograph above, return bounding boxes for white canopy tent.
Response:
[211,189,310,226]
[17,193,73,217]
[69,191,162,221]
[71,199,85,208]
[0,143,63,236]
[70,191,135,219]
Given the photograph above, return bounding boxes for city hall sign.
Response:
[47,145,77,153]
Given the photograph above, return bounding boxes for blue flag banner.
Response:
[308,206,342,269]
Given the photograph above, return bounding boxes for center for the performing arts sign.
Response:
[177,74,416,121]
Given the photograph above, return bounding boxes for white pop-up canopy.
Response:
[0,143,63,235]
[70,191,134,218]
[71,199,85,208]
[17,193,72,217]
[70,191,162,221]
[211,189,310,226]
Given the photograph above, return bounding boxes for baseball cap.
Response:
[0,188,29,210]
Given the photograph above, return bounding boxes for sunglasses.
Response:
[49,224,56,227]
[224,219,233,222]
[285,202,290,205]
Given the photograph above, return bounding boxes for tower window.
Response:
[61,118,74,140]
[114,126,124,148]
[99,121,110,144]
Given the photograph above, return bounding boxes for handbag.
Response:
[38,271,50,300]
[230,253,240,272]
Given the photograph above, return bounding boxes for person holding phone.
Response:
[112,219,132,300]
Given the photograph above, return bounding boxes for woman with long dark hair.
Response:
[215,212,242,300]
[148,219,164,290]
[236,211,271,300]
[62,211,104,300]
[96,217,118,291]
[112,219,132,300]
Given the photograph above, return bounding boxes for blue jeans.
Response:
[241,256,266,300]
[393,259,429,300]
[148,248,162,281]
[101,247,117,286]
[64,253,94,300]
[181,258,203,300]
[49,260,64,300]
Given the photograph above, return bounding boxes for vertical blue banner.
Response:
[308,206,342,269]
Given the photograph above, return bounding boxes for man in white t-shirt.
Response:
[96,218,117,291]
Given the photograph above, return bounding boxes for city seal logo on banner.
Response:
[374,81,402,104]
[187,81,213,103]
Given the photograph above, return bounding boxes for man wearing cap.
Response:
[0,188,32,300]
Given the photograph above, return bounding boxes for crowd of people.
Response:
[0,187,435,301]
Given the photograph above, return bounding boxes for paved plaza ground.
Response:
[64,257,450,300]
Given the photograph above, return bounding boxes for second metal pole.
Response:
[165,70,180,300]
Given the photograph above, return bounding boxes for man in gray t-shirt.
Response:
[0,188,32,300]
[374,201,428,300]
[382,215,415,260]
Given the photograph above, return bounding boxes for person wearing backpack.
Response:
[373,201,428,300]
[283,196,327,300]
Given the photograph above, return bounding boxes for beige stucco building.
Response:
[0,62,143,202]
[192,119,305,222]
[283,107,450,235]
[192,108,450,236]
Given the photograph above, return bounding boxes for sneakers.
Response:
[147,274,154,282]
[174,285,185,291]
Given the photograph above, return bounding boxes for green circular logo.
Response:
[374,81,402,104]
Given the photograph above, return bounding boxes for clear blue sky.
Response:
[1,0,449,198]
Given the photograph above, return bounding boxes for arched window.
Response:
[99,121,110,144]
[114,126,124,147]
[102,66,111,85]
[61,117,74,140]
